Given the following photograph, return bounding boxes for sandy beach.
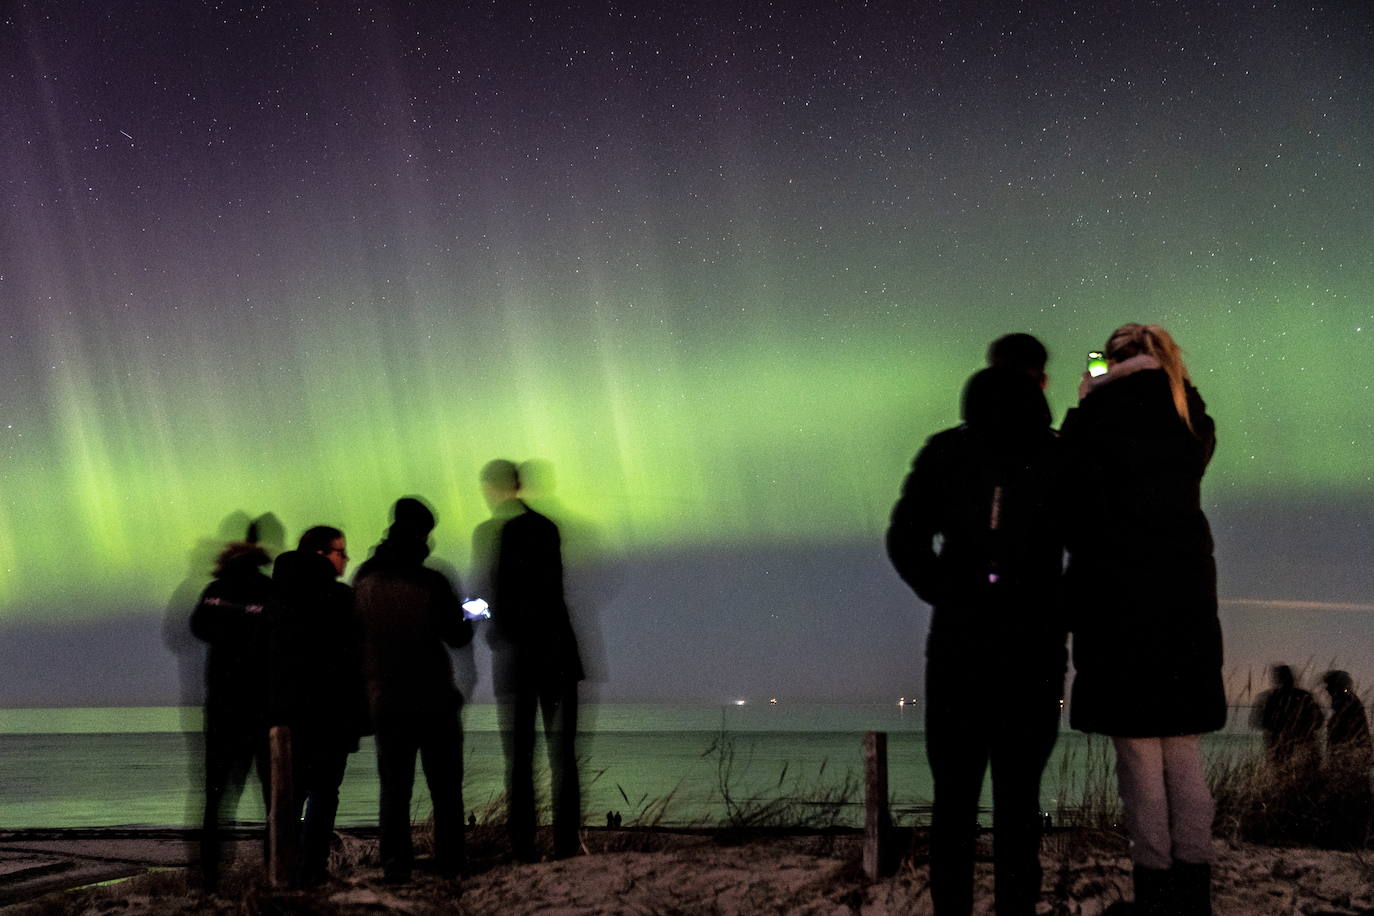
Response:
[3,826,1372,915]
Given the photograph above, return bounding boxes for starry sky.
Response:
[2,0,1371,707]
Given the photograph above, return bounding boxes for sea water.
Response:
[0,704,1259,829]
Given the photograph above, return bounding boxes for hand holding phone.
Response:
[461,597,490,620]
[1086,351,1109,378]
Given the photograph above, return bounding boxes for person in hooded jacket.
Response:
[353,497,473,883]
[269,525,368,886]
[1063,323,1224,916]
[190,535,273,891]
[887,362,1068,916]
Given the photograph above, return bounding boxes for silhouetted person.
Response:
[987,332,1049,387]
[1247,665,1323,843]
[269,525,368,886]
[1063,324,1224,914]
[190,534,273,891]
[166,512,258,846]
[473,459,584,861]
[518,458,610,734]
[887,363,1068,916]
[1253,665,1323,770]
[1321,670,1373,847]
[353,497,472,883]
[250,513,287,557]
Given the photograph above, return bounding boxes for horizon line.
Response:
[1221,598,1374,613]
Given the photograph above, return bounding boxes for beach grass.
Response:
[12,702,1371,914]
[702,724,861,835]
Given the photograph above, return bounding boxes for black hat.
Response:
[390,496,436,539]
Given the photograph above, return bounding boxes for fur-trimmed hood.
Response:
[1078,353,1160,399]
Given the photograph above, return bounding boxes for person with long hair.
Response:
[1063,323,1225,916]
[190,535,273,892]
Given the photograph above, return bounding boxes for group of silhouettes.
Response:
[885,325,1368,916]
[1252,664,1374,846]
[186,328,1371,912]
[191,458,582,890]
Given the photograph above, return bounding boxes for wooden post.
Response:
[268,725,296,888]
[863,730,891,880]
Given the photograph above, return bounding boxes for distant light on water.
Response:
[733,698,747,706]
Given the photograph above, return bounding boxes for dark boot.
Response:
[1133,865,1173,916]
[1171,861,1212,916]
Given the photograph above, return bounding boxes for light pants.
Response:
[1112,735,1215,870]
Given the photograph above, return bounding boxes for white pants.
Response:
[1112,735,1215,870]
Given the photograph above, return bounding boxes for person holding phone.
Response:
[1062,323,1224,915]
[353,497,473,884]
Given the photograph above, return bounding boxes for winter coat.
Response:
[269,550,368,750]
[190,550,272,725]
[1062,362,1226,737]
[352,538,473,722]
[886,367,1069,677]
[473,499,584,694]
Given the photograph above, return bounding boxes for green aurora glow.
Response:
[2,280,1369,621]
[1,0,1371,636]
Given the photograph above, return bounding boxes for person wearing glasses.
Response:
[269,525,369,886]
[1063,323,1224,916]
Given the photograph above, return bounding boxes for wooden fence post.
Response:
[863,730,891,880]
[268,725,296,888]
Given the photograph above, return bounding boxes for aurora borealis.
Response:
[2,1,1372,705]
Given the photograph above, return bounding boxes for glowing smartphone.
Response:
[461,597,491,620]
[1087,351,1109,378]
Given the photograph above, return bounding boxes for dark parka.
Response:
[886,367,1068,675]
[269,550,369,749]
[190,545,273,726]
[1062,363,1226,737]
[352,538,473,721]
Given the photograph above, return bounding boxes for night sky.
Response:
[2,1,1371,707]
